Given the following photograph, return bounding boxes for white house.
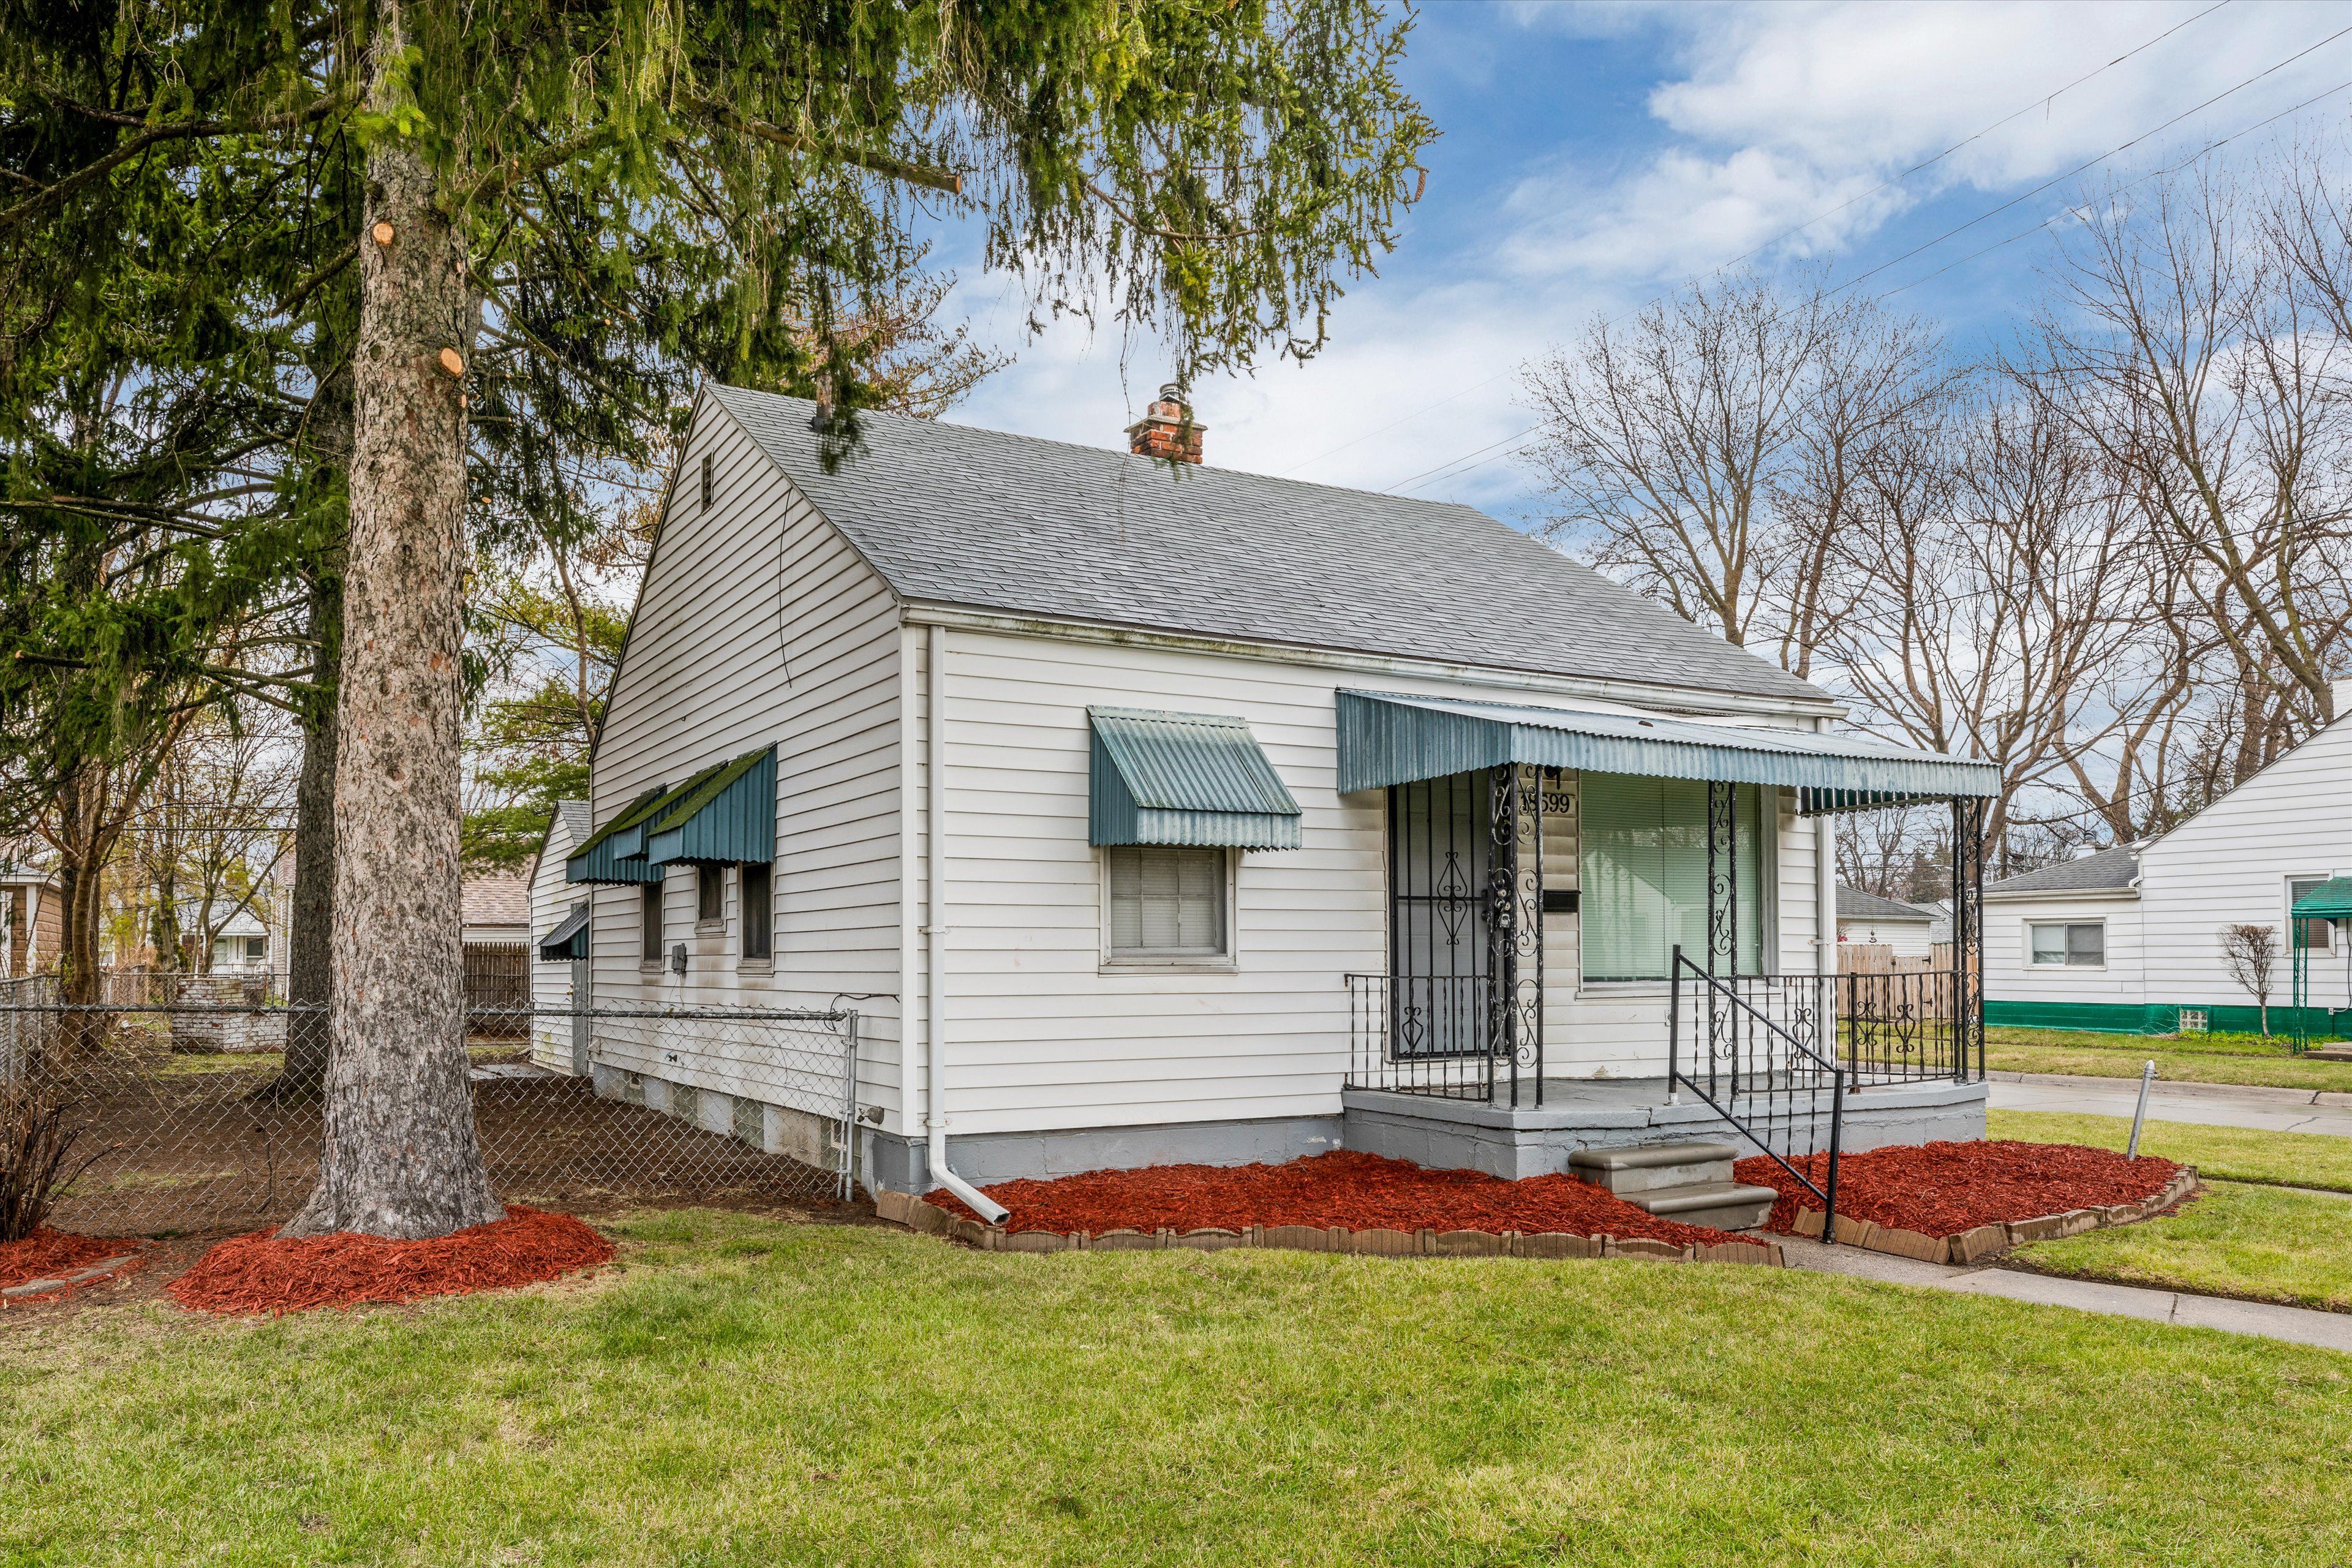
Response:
[1836,887,1937,957]
[568,383,1998,1202]
[528,801,592,1071]
[1986,694,2352,1036]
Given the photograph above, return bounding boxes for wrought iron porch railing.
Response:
[1669,948,1845,1242]
[1344,973,1519,1103]
[1709,968,1983,1085]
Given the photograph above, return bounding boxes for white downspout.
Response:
[925,622,1009,1226]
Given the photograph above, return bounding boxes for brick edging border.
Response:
[1786,1167,2203,1265]
[0,1249,145,1307]
[872,1189,1787,1267]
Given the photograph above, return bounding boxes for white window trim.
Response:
[2024,916,2106,971]
[737,864,775,973]
[2289,873,2335,955]
[1098,845,1239,974]
[1571,776,1778,990]
[694,864,726,935]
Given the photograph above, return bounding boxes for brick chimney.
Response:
[1125,382,1205,463]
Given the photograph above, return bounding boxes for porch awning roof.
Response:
[2293,876,2352,919]
[646,747,776,865]
[538,904,590,961]
[1335,690,1999,809]
[1088,707,1303,850]
[565,784,671,884]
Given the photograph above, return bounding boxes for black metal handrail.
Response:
[1343,973,1514,1103]
[1668,948,1844,1243]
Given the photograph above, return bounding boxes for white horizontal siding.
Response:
[527,816,581,1069]
[1983,894,2145,1005]
[921,627,1827,1134]
[587,394,907,1122]
[2135,717,2352,1012]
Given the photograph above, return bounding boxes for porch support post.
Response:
[1485,764,1545,1109]
[1949,795,1985,1082]
[1705,781,1736,978]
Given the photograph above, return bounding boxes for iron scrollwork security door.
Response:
[1388,772,1495,1066]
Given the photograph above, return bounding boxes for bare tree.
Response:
[2218,922,2281,1035]
[2031,165,2352,777]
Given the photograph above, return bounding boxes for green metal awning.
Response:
[538,903,590,961]
[2293,877,2352,919]
[647,747,776,865]
[1088,707,1303,850]
[1335,690,1998,809]
[565,785,671,884]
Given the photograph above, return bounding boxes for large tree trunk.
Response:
[286,53,500,1238]
[266,575,342,1098]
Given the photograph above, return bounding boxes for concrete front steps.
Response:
[1568,1140,1779,1231]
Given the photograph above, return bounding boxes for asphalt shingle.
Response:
[1985,846,2140,896]
[708,386,1830,706]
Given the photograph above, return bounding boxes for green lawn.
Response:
[1987,1109,2352,1193]
[2016,1180,2352,1316]
[9,1212,2352,1565]
[1985,1025,2352,1093]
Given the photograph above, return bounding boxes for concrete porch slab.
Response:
[1342,1076,1987,1181]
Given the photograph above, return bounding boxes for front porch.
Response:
[1341,1074,1988,1182]
[1336,690,1999,1229]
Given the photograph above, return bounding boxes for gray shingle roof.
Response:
[708,386,1826,706]
[1986,846,2141,897]
[554,800,593,846]
[1838,886,1934,921]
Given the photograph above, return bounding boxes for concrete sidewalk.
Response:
[1778,1234,2352,1353]
[1989,1072,2352,1138]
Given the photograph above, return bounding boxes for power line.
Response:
[1286,0,2237,483]
[1381,22,2352,500]
[1830,20,2352,298]
[1879,70,2352,300]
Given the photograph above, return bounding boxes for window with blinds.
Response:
[1104,845,1229,957]
[1579,775,1765,980]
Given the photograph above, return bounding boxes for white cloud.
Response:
[939,1,2352,513]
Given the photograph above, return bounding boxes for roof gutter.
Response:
[898,601,1845,723]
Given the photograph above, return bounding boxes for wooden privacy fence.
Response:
[464,942,530,1035]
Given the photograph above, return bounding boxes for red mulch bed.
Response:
[166,1204,615,1317]
[2,1228,126,1291]
[1736,1139,2184,1238]
[925,1150,1747,1250]
[1,1228,142,1305]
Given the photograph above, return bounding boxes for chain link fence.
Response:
[0,978,861,1238]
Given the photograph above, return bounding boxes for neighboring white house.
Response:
[1986,696,2352,1035]
[1836,886,1937,956]
[527,801,592,1071]
[566,383,1998,1196]
[194,903,273,974]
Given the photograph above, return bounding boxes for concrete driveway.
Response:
[1989,1072,2352,1139]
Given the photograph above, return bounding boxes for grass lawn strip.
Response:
[1985,1026,2352,1093]
[1989,1109,2352,1194]
[2013,1180,2352,1316]
[9,1210,2352,1566]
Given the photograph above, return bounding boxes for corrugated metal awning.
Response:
[647,747,776,865]
[565,784,671,884]
[2294,876,2352,919]
[1335,690,1997,809]
[538,904,590,961]
[1088,708,1303,850]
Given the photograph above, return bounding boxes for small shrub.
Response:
[0,1084,99,1244]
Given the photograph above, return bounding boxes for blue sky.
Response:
[935,0,2352,530]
